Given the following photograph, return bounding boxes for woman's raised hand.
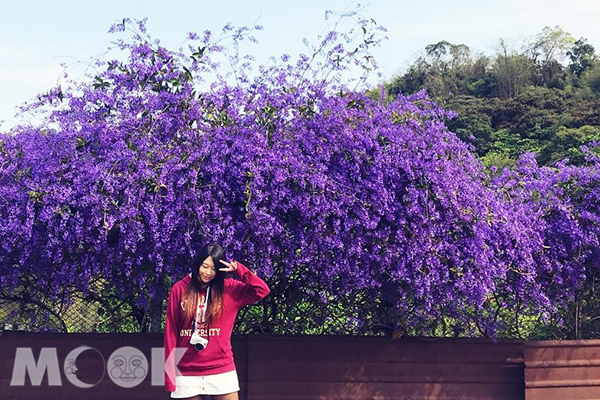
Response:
[219,259,239,273]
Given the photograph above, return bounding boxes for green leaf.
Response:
[182,66,193,81]
[76,137,88,150]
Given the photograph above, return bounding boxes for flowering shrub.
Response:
[1,17,597,336]
[489,151,600,338]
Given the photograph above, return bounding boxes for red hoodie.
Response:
[163,262,270,392]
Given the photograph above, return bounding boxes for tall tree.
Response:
[491,40,534,98]
[567,38,597,77]
[530,25,575,65]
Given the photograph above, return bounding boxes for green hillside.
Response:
[373,26,600,170]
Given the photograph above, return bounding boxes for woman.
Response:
[164,243,270,399]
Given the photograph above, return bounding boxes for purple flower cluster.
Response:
[487,151,600,335]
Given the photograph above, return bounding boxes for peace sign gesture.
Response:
[219,259,239,273]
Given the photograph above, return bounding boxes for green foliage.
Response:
[485,129,542,162]
[481,151,515,171]
[445,95,494,155]
[567,38,597,77]
[386,41,491,100]
[531,26,575,65]
[380,27,599,169]
[583,65,600,95]
[538,126,600,165]
[491,51,534,98]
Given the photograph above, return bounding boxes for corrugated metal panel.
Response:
[247,336,525,400]
[525,340,600,400]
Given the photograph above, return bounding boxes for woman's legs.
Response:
[210,392,239,400]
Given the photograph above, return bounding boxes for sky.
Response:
[1,0,599,130]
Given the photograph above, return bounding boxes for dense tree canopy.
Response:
[380,26,600,171]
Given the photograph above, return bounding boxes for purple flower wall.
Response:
[1,18,598,336]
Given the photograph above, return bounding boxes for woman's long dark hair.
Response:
[183,243,225,325]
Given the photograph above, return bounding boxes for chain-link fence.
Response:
[0,279,166,333]
[0,297,166,333]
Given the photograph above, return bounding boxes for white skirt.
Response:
[170,370,240,398]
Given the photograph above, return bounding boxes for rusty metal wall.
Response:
[247,336,524,400]
[525,340,600,400]
[2,333,597,400]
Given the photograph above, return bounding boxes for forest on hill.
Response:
[374,26,600,170]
